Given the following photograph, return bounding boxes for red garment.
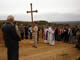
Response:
[58,28,60,35]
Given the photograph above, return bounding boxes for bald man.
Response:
[2,15,21,60]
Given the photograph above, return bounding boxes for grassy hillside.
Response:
[0,20,80,28]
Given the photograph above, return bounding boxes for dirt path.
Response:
[0,29,80,60]
[0,39,80,60]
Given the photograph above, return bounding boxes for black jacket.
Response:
[2,22,20,48]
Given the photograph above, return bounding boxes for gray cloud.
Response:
[0,0,80,21]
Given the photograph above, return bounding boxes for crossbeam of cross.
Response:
[27,3,38,26]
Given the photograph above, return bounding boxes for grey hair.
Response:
[7,15,14,20]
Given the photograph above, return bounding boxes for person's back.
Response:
[2,22,20,47]
[25,26,29,39]
[2,15,20,60]
[19,25,24,33]
[72,28,76,36]
[25,26,28,32]
[19,24,24,40]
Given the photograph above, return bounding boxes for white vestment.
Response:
[44,28,48,43]
[48,27,55,46]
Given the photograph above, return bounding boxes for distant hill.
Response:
[50,21,80,24]
[0,20,48,25]
[0,20,80,24]
[0,20,80,28]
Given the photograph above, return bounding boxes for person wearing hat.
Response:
[2,15,21,60]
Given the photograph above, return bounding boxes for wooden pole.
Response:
[27,3,38,32]
[30,3,34,27]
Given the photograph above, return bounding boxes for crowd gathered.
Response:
[42,25,80,49]
[14,22,80,50]
[5,20,80,49]
[2,15,80,60]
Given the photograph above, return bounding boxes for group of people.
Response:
[43,25,55,46]
[2,15,39,60]
[1,15,80,60]
[17,23,39,48]
[42,25,80,49]
[15,22,40,42]
[18,24,32,40]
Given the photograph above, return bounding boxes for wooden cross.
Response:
[27,3,38,26]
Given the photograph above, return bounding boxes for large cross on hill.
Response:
[27,3,38,26]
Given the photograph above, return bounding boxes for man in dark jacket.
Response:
[2,15,20,60]
[24,25,29,39]
[64,27,69,42]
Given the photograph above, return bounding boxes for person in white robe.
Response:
[44,26,49,43]
[48,26,55,46]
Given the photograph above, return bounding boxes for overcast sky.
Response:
[0,0,80,22]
